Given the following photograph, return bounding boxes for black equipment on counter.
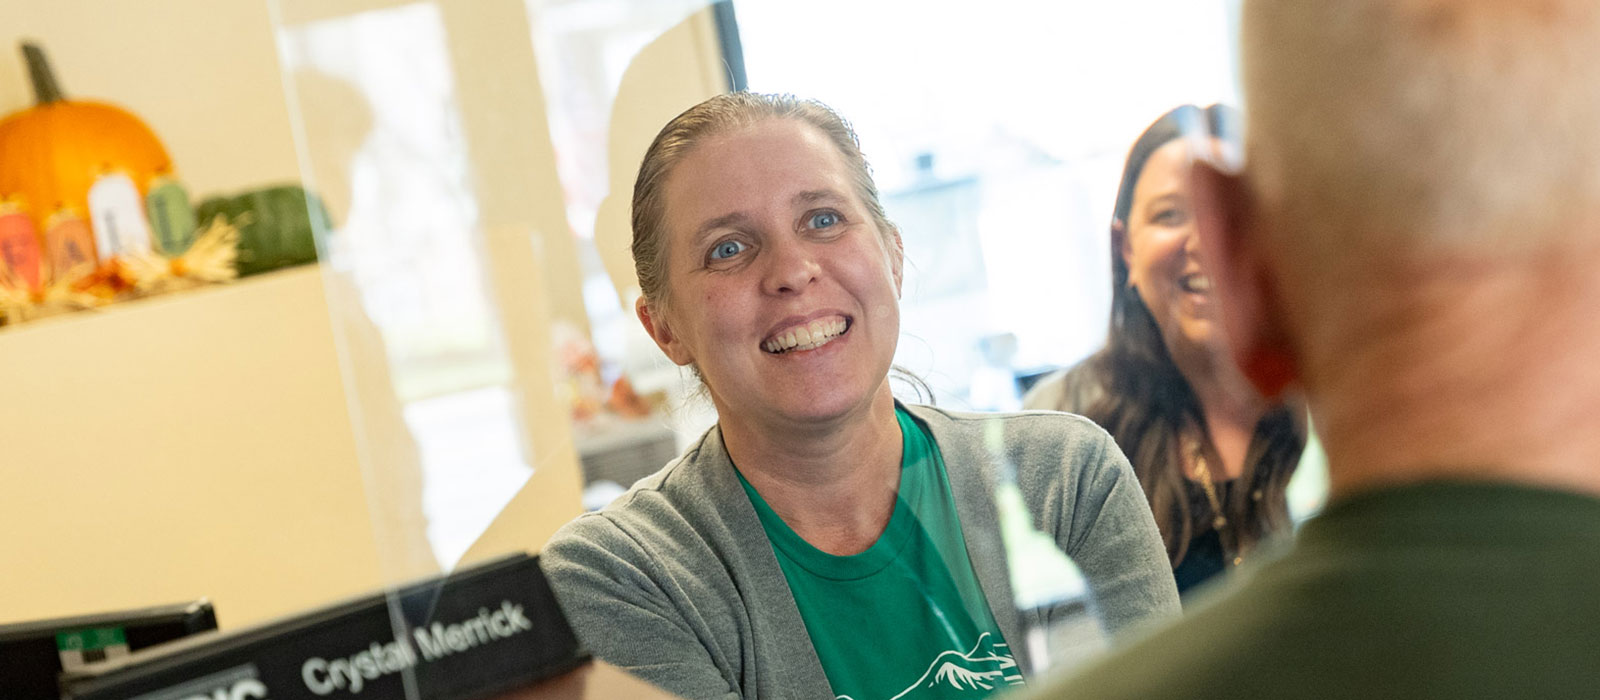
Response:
[0,599,218,700]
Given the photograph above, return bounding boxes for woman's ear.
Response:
[1113,219,1133,288]
[636,297,695,367]
[1189,159,1300,399]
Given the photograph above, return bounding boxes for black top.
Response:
[1023,365,1303,596]
[1172,527,1226,595]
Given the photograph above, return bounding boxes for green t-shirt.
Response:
[737,408,1024,700]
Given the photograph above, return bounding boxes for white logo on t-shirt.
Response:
[835,633,1025,700]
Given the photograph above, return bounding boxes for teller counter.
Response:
[494,662,684,700]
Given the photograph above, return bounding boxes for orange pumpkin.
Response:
[0,43,172,231]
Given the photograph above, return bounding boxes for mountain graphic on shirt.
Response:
[831,633,1024,700]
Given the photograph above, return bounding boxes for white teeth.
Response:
[764,317,849,354]
[1183,274,1212,293]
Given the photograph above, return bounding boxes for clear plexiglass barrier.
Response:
[267,0,1326,697]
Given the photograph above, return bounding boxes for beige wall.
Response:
[0,269,387,627]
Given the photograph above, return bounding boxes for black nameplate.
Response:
[62,553,586,700]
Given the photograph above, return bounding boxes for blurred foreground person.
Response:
[1032,1,1600,697]
[1025,104,1303,595]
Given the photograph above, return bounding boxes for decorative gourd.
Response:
[195,185,326,277]
[0,43,173,232]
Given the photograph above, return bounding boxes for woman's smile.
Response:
[763,315,851,354]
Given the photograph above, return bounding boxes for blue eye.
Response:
[710,239,747,260]
[809,211,839,229]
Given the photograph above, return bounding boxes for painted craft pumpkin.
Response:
[0,43,173,232]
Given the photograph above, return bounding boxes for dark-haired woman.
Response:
[1024,104,1304,596]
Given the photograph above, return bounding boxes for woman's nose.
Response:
[761,238,820,295]
[1183,226,1203,256]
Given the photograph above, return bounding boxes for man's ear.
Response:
[636,296,695,367]
[1190,159,1299,399]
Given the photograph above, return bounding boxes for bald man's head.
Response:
[1188,0,1600,416]
[1241,0,1600,266]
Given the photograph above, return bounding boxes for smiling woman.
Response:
[540,93,1179,700]
[1023,105,1306,596]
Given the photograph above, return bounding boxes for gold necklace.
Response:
[1188,435,1242,566]
[1192,449,1228,530]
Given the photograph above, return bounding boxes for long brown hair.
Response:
[1068,104,1304,565]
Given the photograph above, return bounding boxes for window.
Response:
[735,0,1242,407]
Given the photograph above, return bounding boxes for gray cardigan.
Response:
[542,404,1179,699]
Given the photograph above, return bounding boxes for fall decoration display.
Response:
[0,41,258,329]
[0,43,330,329]
[0,43,174,241]
[0,218,242,326]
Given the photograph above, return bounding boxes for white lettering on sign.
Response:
[300,639,417,696]
[298,599,533,696]
[175,678,268,700]
[129,664,268,700]
[411,601,533,662]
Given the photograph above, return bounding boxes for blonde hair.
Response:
[630,92,897,314]
[1242,0,1600,257]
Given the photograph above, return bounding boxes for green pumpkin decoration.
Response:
[195,185,326,277]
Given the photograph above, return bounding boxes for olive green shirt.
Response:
[1028,480,1600,699]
